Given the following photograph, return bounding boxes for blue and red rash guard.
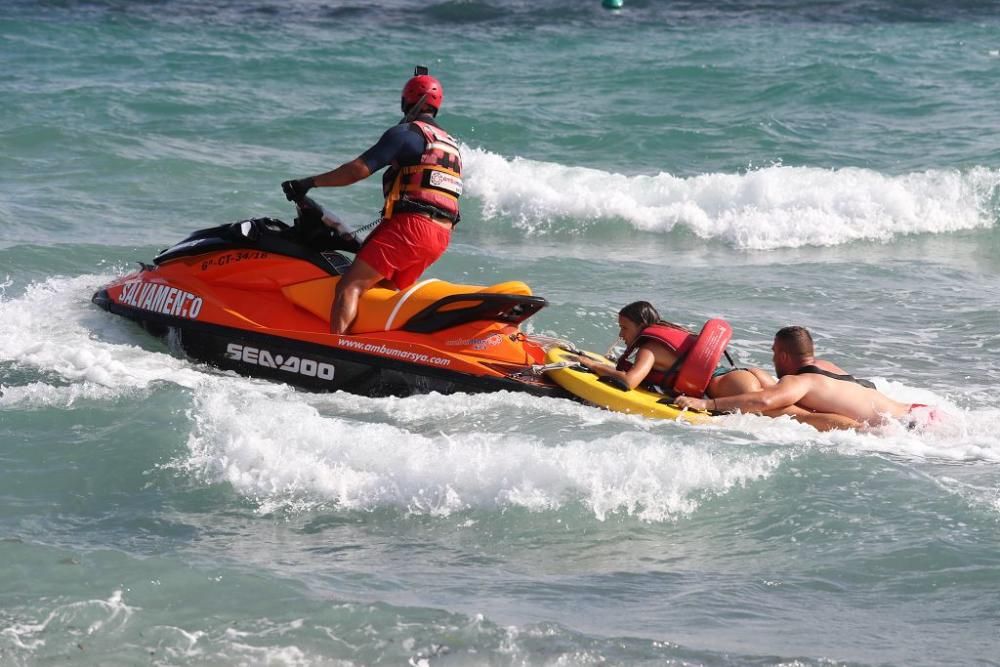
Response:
[360,122,427,176]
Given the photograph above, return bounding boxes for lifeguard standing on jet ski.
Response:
[282,66,463,334]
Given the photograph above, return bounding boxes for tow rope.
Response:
[514,361,578,377]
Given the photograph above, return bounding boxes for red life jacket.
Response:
[616,319,733,396]
[383,120,463,222]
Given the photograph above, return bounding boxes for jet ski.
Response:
[92,194,566,398]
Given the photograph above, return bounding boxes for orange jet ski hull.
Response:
[93,200,564,398]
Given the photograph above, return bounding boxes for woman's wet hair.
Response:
[618,301,664,328]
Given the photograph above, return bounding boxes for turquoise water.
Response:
[3,1,1000,664]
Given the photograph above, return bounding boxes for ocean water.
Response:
[2,1,1000,664]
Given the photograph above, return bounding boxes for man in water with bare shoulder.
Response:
[675,326,939,428]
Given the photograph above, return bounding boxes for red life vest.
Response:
[616,319,733,396]
[383,120,463,222]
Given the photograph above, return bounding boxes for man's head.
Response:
[401,71,443,117]
[772,325,814,377]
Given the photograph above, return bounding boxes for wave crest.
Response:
[463,147,1000,249]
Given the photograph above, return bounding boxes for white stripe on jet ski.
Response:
[385,278,440,330]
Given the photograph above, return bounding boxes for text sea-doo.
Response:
[92,197,565,398]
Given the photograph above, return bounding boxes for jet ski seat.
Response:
[282,277,540,334]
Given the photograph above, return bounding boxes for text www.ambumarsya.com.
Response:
[335,337,451,366]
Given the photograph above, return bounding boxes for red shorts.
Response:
[356,212,452,289]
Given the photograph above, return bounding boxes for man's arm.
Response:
[283,124,418,198]
[282,157,370,199]
[675,376,810,412]
[575,348,655,390]
[312,158,371,187]
[311,123,426,187]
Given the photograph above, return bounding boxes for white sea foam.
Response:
[5,275,1000,522]
[145,622,323,667]
[175,385,788,522]
[0,276,792,523]
[848,379,1000,462]
[0,381,132,408]
[463,146,1000,249]
[0,589,136,652]
[1,593,325,666]
[0,273,263,405]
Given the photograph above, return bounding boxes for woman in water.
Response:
[574,301,858,431]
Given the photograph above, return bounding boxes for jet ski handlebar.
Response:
[285,190,362,254]
[281,178,314,203]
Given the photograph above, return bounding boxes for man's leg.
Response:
[770,407,860,431]
[330,257,385,334]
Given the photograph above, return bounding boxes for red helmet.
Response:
[401,74,443,114]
